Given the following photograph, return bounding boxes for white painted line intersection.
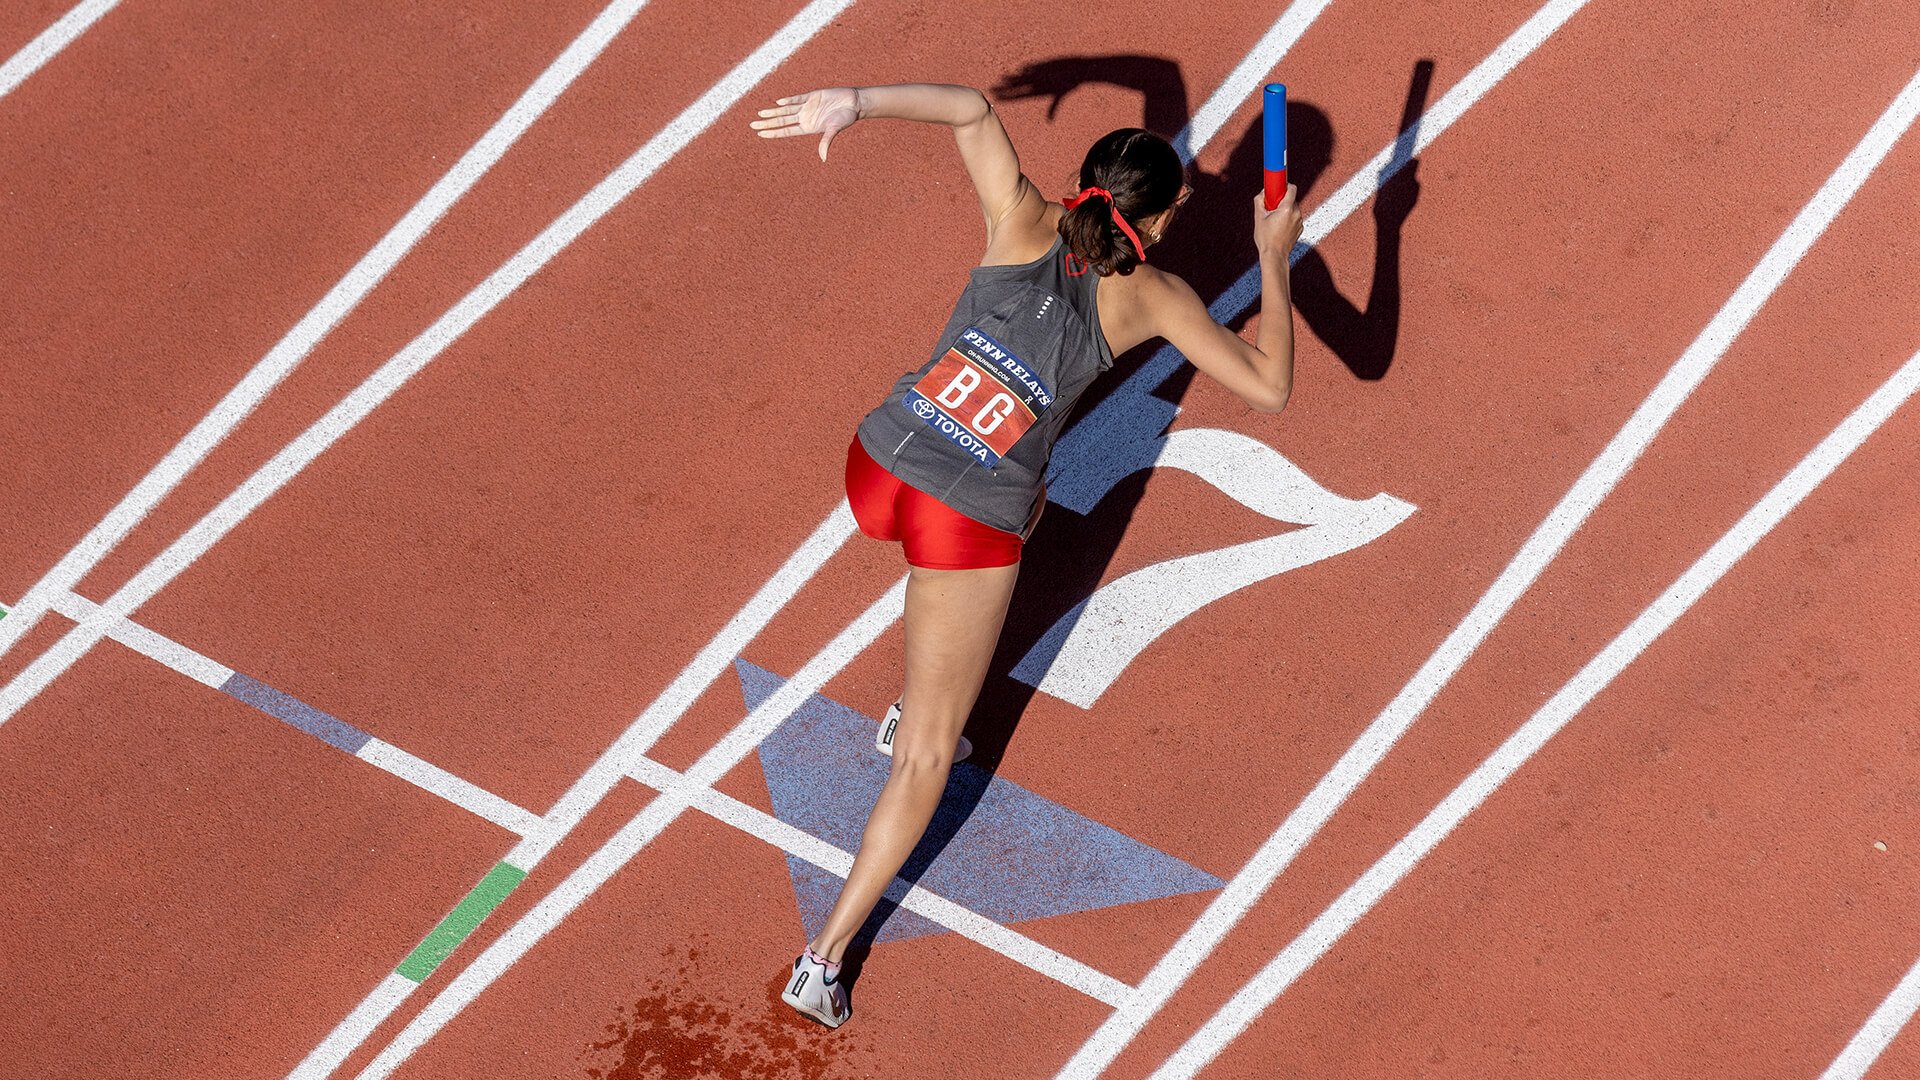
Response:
[1057,51,1920,1080]
[47,589,545,836]
[354,574,910,1079]
[625,754,1134,1007]
[16,0,1903,1075]
[288,0,1345,1070]
[506,501,860,869]
[289,498,854,1080]
[332,0,1626,1067]
[274,0,870,1059]
[0,0,861,732]
[1149,343,1920,1079]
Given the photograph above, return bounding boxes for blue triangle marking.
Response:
[738,660,1222,945]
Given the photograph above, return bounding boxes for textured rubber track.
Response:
[2,0,1917,1077]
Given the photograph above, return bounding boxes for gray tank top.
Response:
[856,236,1114,536]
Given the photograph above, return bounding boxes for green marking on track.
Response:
[396,861,527,983]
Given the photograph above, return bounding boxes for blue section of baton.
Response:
[220,672,373,754]
[1264,83,1288,171]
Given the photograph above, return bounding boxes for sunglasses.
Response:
[1159,183,1194,234]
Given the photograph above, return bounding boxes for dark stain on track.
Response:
[584,944,873,1080]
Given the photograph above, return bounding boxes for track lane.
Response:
[345,0,1651,1060]
[6,0,675,659]
[1174,349,1920,1079]
[206,0,1712,1060]
[251,0,1428,1068]
[1317,61,1920,879]
[110,0,1408,818]
[0,643,509,1078]
[7,0,1919,1076]
[61,0,807,609]
[0,0,609,607]
[1053,2,1920,1074]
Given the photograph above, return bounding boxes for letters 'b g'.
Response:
[936,366,982,408]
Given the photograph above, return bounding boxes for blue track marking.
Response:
[739,661,1222,945]
[220,671,372,754]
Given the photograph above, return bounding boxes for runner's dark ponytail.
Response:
[1058,129,1184,276]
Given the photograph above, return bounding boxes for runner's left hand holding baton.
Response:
[753,87,862,161]
[1253,185,1303,263]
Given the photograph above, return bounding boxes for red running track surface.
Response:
[2,0,1918,1077]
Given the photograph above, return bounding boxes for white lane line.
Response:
[292,501,855,1079]
[47,590,544,835]
[1052,0,1598,518]
[0,0,660,663]
[293,0,1335,1064]
[288,973,418,1080]
[1821,948,1920,1080]
[1054,0,1606,1072]
[47,590,237,688]
[1151,345,1920,1079]
[355,741,544,837]
[1171,0,1334,161]
[0,0,861,731]
[509,501,858,865]
[48,589,237,686]
[355,575,908,1080]
[0,0,119,100]
[625,754,1133,1007]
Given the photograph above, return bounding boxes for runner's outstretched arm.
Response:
[1113,187,1304,413]
[752,84,1047,240]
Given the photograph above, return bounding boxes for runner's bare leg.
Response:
[808,560,1019,961]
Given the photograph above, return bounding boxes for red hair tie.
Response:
[1063,185,1146,261]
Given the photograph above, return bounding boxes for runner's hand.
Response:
[751,88,861,161]
[1253,185,1303,261]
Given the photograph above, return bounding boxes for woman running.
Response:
[751,83,1303,1028]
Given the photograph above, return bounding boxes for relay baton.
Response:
[1263,83,1287,210]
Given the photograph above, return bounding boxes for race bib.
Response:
[902,327,1055,468]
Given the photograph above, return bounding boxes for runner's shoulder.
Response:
[1096,262,1204,355]
[1110,262,1201,316]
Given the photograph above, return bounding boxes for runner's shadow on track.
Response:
[973,57,1430,756]
[849,59,1431,945]
[994,55,1427,383]
[824,762,1003,958]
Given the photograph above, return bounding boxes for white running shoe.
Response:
[781,950,849,1029]
[875,701,970,762]
[875,702,901,755]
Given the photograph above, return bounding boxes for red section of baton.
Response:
[844,437,1022,570]
[1264,167,1289,211]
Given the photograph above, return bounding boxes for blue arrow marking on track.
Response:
[739,660,1222,945]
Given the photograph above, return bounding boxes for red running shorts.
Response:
[844,436,1023,570]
